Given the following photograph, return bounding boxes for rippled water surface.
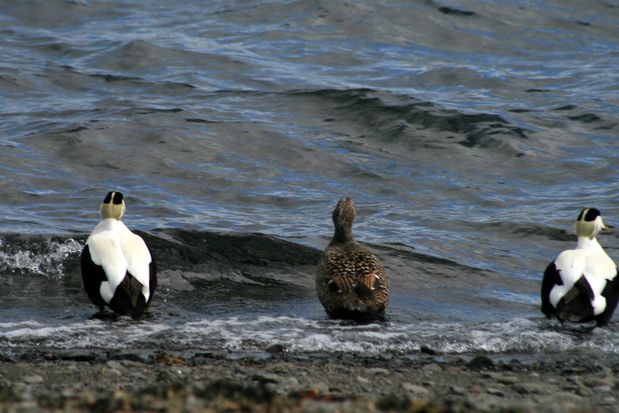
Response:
[2,0,619,359]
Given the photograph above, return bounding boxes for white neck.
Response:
[576,235,603,252]
[93,217,129,233]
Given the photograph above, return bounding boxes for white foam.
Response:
[165,316,619,355]
[1,316,618,355]
[0,238,83,278]
[0,319,169,350]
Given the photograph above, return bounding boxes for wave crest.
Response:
[0,236,82,278]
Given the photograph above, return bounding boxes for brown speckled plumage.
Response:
[316,197,389,319]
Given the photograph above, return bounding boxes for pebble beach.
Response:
[3,1,619,412]
[1,350,617,413]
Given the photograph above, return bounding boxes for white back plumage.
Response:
[549,211,617,315]
[86,218,152,303]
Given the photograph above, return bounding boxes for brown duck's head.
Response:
[332,197,355,232]
[99,191,126,220]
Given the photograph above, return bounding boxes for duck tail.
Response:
[556,276,595,322]
[354,281,376,301]
[350,273,386,313]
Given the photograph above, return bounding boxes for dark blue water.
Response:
[2,0,619,358]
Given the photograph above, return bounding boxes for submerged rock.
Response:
[466,355,494,371]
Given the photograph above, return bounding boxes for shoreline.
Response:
[0,350,617,412]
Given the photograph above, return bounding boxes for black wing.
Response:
[80,244,108,308]
[595,273,619,326]
[540,261,561,318]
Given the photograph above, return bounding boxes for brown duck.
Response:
[316,197,389,319]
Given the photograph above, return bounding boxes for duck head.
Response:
[99,191,125,221]
[575,207,610,239]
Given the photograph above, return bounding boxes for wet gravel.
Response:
[0,350,617,412]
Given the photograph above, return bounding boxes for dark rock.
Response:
[467,355,494,371]
[266,344,287,354]
[420,345,437,355]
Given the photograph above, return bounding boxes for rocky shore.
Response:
[0,350,617,412]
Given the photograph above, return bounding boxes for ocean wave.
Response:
[0,230,319,275]
[0,229,518,300]
[2,316,618,357]
[0,235,82,278]
[288,88,529,156]
[85,38,252,79]
[0,229,536,328]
